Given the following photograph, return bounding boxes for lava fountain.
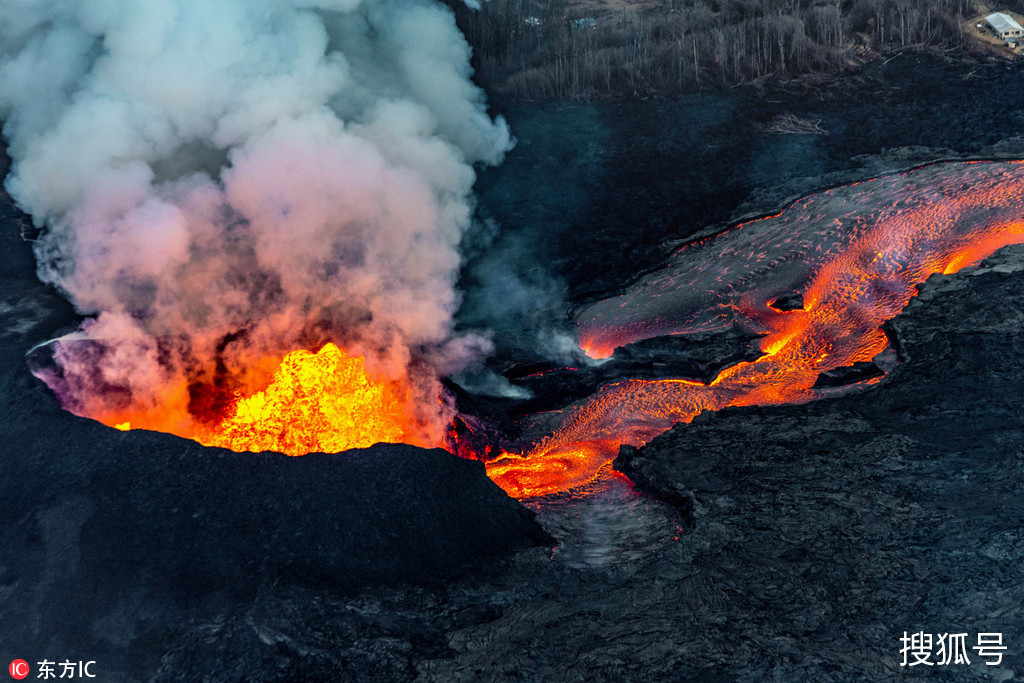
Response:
[488,160,1024,498]
[102,343,431,455]
[2,0,511,453]
[7,3,1024,490]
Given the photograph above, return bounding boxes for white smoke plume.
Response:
[0,0,511,445]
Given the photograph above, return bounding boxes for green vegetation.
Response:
[447,0,1013,99]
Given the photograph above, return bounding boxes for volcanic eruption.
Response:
[1,0,511,453]
[6,1,1024,510]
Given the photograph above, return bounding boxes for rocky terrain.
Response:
[74,242,1024,679]
[615,244,1024,680]
[100,244,1024,682]
[3,51,1024,680]
[3,199,1022,681]
[0,206,549,680]
[467,53,1024,311]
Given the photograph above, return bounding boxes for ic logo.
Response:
[8,660,29,680]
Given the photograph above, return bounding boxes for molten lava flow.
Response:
[63,160,1024,497]
[96,343,439,455]
[203,343,413,455]
[488,160,1024,498]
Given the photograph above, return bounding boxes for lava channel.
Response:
[487,160,1024,498]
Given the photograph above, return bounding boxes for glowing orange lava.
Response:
[87,161,1024,499]
[487,161,1024,498]
[104,343,437,455]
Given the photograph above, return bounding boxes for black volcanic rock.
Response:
[471,328,764,425]
[231,245,1023,683]
[10,64,1024,677]
[812,359,885,387]
[0,389,551,668]
[2,427,548,591]
[0,200,549,677]
[605,328,765,384]
[614,244,1024,679]
[768,291,804,311]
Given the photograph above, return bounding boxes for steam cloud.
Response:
[0,0,511,443]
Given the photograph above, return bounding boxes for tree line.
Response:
[444,0,1010,99]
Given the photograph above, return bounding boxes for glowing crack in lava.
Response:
[96,343,436,455]
[488,160,1024,498]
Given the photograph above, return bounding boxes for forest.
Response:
[445,0,1015,98]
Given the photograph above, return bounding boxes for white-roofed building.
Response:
[986,12,1024,41]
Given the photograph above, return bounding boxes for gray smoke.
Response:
[0,0,511,443]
